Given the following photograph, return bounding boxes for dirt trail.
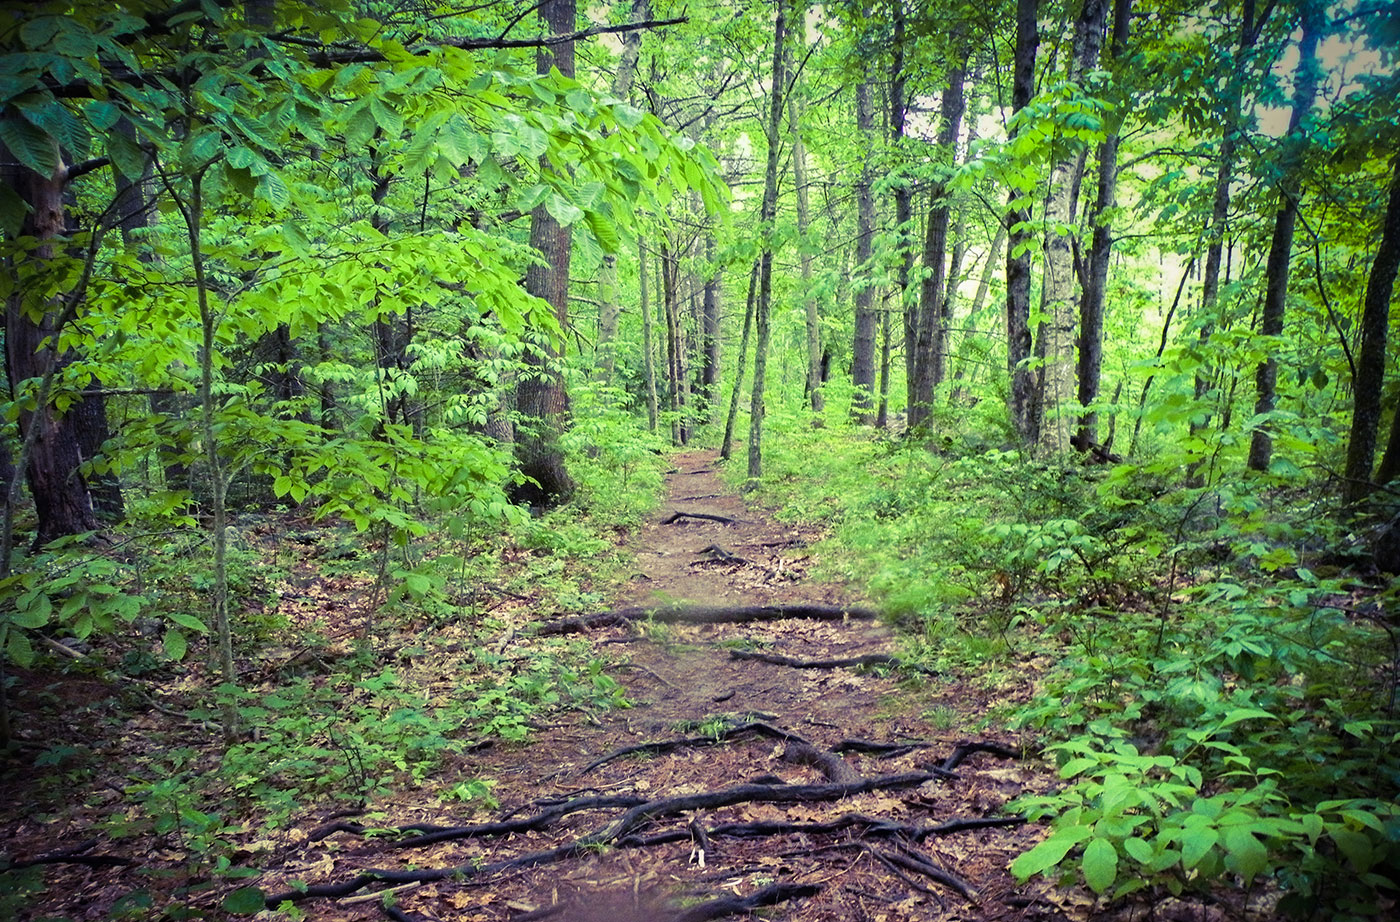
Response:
[264,449,1053,921]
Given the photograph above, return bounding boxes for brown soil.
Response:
[1,449,1085,922]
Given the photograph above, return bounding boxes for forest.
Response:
[1,0,1398,919]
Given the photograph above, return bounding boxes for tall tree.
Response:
[1076,0,1132,451]
[850,72,879,423]
[1036,0,1108,455]
[908,61,967,431]
[1005,0,1039,441]
[748,0,789,481]
[788,45,824,415]
[1343,156,1400,501]
[513,0,578,505]
[1246,0,1322,472]
[890,0,916,404]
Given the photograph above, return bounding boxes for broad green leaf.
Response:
[258,172,290,210]
[12,591,51,628]
[614,103,644,128]
[168,612,208,633]
[0,181,26,236]
[545,192,582,226]
[1181,825,1217,868]
[1217,707,1277,728]
[164,628,188,662]
[369,96,402,136]
[1331,827,1374,871]
[1010,825,1093,881]
[1059,757,1098,778]
[221,887,266,914]
[1221,827,1268,881]
[0,116,58,176]
[1081,837,1118,894]
[7,629,35,668]
[107,127,147,180]
[1122,837,1153,865]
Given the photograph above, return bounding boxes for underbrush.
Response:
[0,395,662,920]
[739,410,1400,920]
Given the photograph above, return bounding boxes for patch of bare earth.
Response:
[3,449,1096,922]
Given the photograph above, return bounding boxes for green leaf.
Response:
[369,96,402,137]
[164,628,188,662]
[585,209,620,253]
[221,887,266,915]
[21,98,91,160]
[1181,825,1218,869]
[1059,757,1098,778]
[545,191,582,226]
[107,127,147,181]
[1331,827,1374,871]
[7,629,35,667]
[258,172,290,210]
[168,612,208,633]
[1082,837,1118,894]
[86,100,121,131]
[0,181,27,236]
[1222,827,1268,881]
[1216,707,1277,728]
[0,116,58,176]
[614,103,644,129]
[1010,825,1093,881]
[1122,836,1153,865]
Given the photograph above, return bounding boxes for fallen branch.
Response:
[534,603,879,637]
[728,650,918,672]
[661,511,735,525]
[579,721,809,774]
[873,846,978,901]
[696,544,746,564]
[8,838,134,868]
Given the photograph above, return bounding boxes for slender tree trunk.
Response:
[640,240,659,431]
[1077,0,1131,451]
[1247,2,1321,472]
[851,73,879,423]
[748,0,788,481]
[661,240,689,444]
[1037,0,1108,455]
[890,0,915,412]
[1005,0,1038,442]
[909,64,966,432]
[787,55,823,415]
[514,0,577,505]
[595,0,650,381]
[876,294,892,428]
[722,261,761,460]
[700,239,722,418]
[1344,156,1400,502]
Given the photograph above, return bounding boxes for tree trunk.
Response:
[890,0,915,414]
[748,0,788,481]
[1076,0,1131,451]
[721,261,761,461]
[851,73,879,423]
[700,239,722,418]
[1005,0,1038,442]
[513,0,577,505]
[1247,2,1321,472]
[951,222,1007,405]
[661,240,689,444]
[876,293,893,428]
[640,240,659,431]
[1344,155,1400,502]
[908,64,966,432]
[1,141,101,547]
[595,0,650,381]
[787,58,823,415]
[1037,0,1108,456]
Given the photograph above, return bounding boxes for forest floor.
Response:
[4,449,1189,922]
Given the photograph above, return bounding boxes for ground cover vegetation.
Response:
[2,0,1398,918]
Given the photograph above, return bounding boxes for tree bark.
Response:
[890,0,915,411]
[748,0,788,481]
[908,64,966,432]
[700,239,722,417]
[513,0,577,505]
[788,54,823,415]
[640,240,659,431]
[1005,0,1038,442]
[1344,155,1400,501]
[1037,0,1108,456]
[1,140,101,547]
[662,240,690,444]
[595,0,650,382]
[721,262,760,461]
[851,73,879,423]
[1076,0,1131,451]
[1247,1,1321,472]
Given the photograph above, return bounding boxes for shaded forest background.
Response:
[2,0,1399,917]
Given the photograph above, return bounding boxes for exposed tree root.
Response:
[579,720,808,774]
[534,603,879,636]
[661,511,736,525]
[780,741,862,783]
[941,739,1021,772]
[261,772,940,908]
[835,738,934,758]
[727,649,922,672]
[619,812,1023,849]
[672,882,821,921]
[8,839,134,868]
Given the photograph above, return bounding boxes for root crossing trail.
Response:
[272,450,1054,922]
